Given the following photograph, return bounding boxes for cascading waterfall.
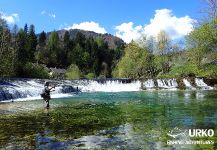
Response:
[0,80,44,100]
[183,79,193,89]
[78,80,141,92]
[156,79,178,89]
[142,79,178,89]
[195,78,213,89]
[0,79,77,102]
[183,78,213,89]
[0,78,214,102]
[0,79,142,101]
[142,79,155,89]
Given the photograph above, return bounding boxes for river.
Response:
[0,90,216,149]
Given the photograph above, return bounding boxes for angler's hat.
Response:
[44,82,50,87]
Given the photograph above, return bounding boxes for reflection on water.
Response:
[0,90,217,149]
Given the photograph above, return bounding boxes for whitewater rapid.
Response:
[0,78,214,102]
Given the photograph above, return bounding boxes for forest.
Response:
[0,19,124,79]
[0,6,217,80]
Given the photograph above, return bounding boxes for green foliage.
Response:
[201,63,217,77]
[97,74,106,79]
[22,62,49,78]
[187,18,217,67]
[48,31,59,49]
[75,32,86,47]
[0,16,125,79]
[0,47,17,77]
[66,64,80,80]
[46,31,60,66]
[35,31,48,65]
[38,31,46,46]
[154,54,170,74]
[163,62,217,78]
[0,18,17,77]
[24,24,28,33]
[1,12,217,80]
[26,24,37,61]
[17,29,28,63]
[85,73,96,79]
[181,17,217,78]
[113,42,155,79]
[16,24,37,63]
[61,31,71,66]
[168,64,201,78]
[0,16,7,28]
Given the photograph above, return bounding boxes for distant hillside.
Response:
[46,29,125,49]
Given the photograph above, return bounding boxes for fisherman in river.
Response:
[41,82,55,108]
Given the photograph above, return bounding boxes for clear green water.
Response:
[0,90,217,150]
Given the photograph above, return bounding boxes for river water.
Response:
[0,90,217,149]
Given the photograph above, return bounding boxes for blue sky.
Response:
[0,0,201,42]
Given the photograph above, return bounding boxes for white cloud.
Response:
[144,9,195,39]
[41,10,46,15]
[0,12,19,24]
[49,14,56,18]
[115,22,143,43]
[59,23,68,30]
[115,9,196,43]
[64,21,107,34]
[41,10,56,19]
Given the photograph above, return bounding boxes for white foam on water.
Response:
[183,79,195,90]
[1,78,214,102]
[156,79,178,89]
[1,79,76,102]
[195,78,213,90]
[143,79,155,89]
[79,80,141,92]
[1,93,74,103]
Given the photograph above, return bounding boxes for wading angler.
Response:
[41,82,55,108]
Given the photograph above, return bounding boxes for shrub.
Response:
[65,64,80,80]
[22,62,49,78]
[98,74,106,79]
[85,73,95,80]
[201,64,217,78]
[168,64,201,78]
